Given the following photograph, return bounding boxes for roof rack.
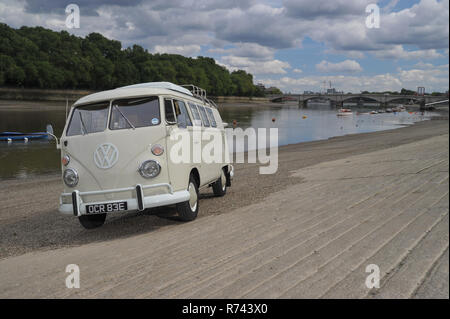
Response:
[181,84,217,108]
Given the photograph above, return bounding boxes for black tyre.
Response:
[78,213,106,229]
[212,168,227,197]
[176,174,199,221]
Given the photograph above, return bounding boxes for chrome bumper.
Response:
[59,183,189,216]
[229,164,234,180]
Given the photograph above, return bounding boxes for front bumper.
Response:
[59,183,189,216]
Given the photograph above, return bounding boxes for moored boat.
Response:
[0,125,54,142]
[0,132,48,141]
[337,108,353,116]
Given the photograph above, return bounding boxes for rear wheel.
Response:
[176,174,199,221]
[78,213,106,229]
[212,168,227,197]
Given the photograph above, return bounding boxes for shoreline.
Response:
[0,120,448,298]
[0,87,271,104]
[0,117,448,260]
[0,115,447,183]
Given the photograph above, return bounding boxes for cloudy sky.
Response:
[0,0,448,93]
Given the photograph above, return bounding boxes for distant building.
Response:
[327,88,336,94]
[256,83,265,91]
[256,83,282,95]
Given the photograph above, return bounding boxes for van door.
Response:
[187,102,208,185]
[197,104,220,184]
[204,106,225,179]
[164,98,195,192]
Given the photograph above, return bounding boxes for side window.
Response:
[188,103,202,126]
[164,99,176,123]
[174,100,192,126]
[197,105,210,127]
[205,107,217,127]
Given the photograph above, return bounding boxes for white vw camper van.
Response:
[58,82,233,229]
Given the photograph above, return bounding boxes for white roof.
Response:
[119,82,193,96]
[74,82,195,106]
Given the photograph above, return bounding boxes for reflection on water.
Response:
[218,102,435,151]
[0,101,437,180]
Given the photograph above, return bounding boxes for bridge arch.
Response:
[341,96,380,103]
[385,96,421,104]
[303,96,332,103]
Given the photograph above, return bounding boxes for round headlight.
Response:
[138,160,161,178]
[63,168,79,187]
[62,155,70,166]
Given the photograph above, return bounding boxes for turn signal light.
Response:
[151,144,164,156]
[62,155,70,166]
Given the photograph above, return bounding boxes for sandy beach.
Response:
[0,117,448,298]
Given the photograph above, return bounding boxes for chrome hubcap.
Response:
[188,182,198,211]
[221,170,226,191]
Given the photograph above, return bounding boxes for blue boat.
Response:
[0,125,54,142]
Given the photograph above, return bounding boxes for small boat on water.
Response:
[337,108,353,116]
[0,125,54,142]
[370,110,378,114]
[0,131,48,141]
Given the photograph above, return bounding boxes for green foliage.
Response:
[400,88,416,95]
[0,23,278,96]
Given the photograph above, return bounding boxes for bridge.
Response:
[269,93,448,109]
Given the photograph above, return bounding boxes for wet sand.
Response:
[0,117,447,258]
[0,117,448,298]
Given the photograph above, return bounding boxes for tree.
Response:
[0,23,272,96]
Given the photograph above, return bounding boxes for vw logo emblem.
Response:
[94,143,119,169]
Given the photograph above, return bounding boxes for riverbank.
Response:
[0,118,448,258]
[0,118,448,298]
[0,87,270,104]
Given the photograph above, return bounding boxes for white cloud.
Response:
[258,63,449,93]
[220,56,291,74]
[209,42,275,60]
[316,60,363,73]
[293,68,303,73]
[373,46,443,60]
[153,44,201,56]
[2,0,448,58]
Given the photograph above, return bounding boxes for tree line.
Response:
[361,88,448,96]
[0,23,268,97]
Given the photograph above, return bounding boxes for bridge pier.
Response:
[419,99,426,111]
[330,100,342,108]
[299,100,306,108]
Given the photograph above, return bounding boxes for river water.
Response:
[0,100,436,180]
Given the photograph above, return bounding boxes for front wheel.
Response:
[176,175,199,221]
[212,169,227,197]
[78,213,106,229]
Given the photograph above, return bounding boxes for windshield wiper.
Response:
[79,112,88,135]
[113,104,135,129]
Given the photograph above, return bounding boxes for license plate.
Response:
[85,201,128,214]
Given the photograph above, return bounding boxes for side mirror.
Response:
[46,124,60,149]
[177,113,187,129]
